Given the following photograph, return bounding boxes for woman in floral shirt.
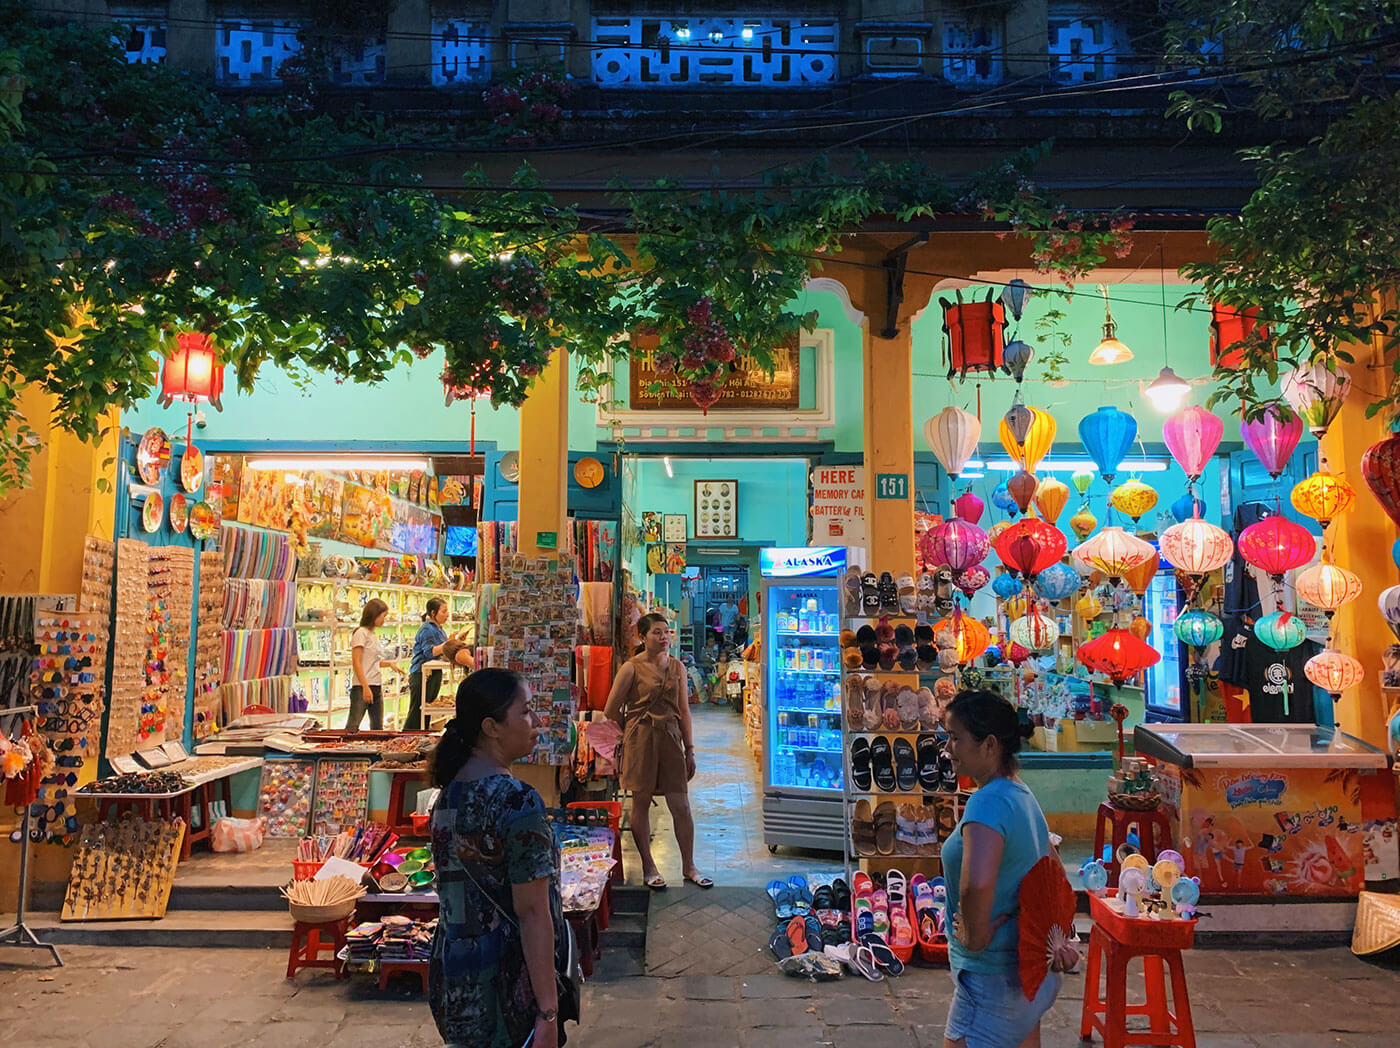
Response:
[429,669,567,1047]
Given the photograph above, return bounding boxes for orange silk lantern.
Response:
[1128,615,1152,640]
[1034,477,1070,525]
[1121,551,1160,596]
[1290,470,1356,529]
[1294,561,1362,618]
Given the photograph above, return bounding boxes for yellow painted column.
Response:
[861,324,916,574]
[515,348,570,559]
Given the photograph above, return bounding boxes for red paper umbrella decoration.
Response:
[993,518,1068,580]
[921,519,991,572]
[1237,517,1316,583]
[1077,628,1161,686]
[1018,855,1079,1002]
[1361,433,1400,531]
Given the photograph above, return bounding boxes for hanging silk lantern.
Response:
[999,405,1057,472]
[1075,593,1103,620]
[1240,405,1303,480]
[991,482,1018,517]
[1304,649,1364,701]
[1282,362,1352,439]
[954,565,991,598]
[1122,551,1160,597]
[1170,493,1206,523]
[1008,470,1038,514]
[987,520,1012,546]
[1376,585,1400,641]
[1360,434,1400,531]
[1237,517,1316,582]
[1174,609,1224,650]
[1255,611,1307,651]
[991,572,1023,599]
[1162,405,1223,482]
[1003,339,1034,382]
[941,292,1007,380]
[921,519,991,572]
[1077,628,1161,686]
[1110,479,1159,525]
[1034,562,1081,602]
[157,332,226,409]
[1003,595,1029,620]
[1071,468,1095,496]
[1075,526,1155,581]
[1010,611,1059,651]
[1078,407,1138,485]
[1393,538,1400,570]
[1003,400,1032,443]
[1070,507,1098,541]
[1290,470,1355,529]
[924,406,982,480]
[934,614,992,663]
[1294,561,1362,618]
[993,518,1069,579]
[1128,615,1152,640]
[1069,544,1095,577]
[1159,519,1234,578]
[953,491,985,525]
[1033,477,1070,525]
[1001,279,1033,321]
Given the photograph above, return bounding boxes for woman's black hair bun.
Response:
[1019,721,1036,740]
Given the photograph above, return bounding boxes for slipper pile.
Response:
[850,870,909,976]
[911,872,950,963]
[767,875,854,969]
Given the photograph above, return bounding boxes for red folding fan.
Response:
[1018,854,1080,1001]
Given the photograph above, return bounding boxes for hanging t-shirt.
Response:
[1218,615,1318,723]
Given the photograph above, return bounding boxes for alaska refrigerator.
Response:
[759,548,847,852]
[1143,571,1187,722]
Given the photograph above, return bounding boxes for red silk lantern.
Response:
[1077,628,1161,686]
[1237,517,1316,581]
[940,291,1007,380]
[921,519,991,572]
[992,518,1068,579]
[1361,434,1400,531]
[158,332,224,409]
[1209,304,1268,369]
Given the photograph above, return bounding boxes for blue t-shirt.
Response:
[410,621,448,674]
[943,776,1050,974]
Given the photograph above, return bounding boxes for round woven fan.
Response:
[1018,854,1080,1002]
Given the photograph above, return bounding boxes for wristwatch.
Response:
[539,1008,559,1022]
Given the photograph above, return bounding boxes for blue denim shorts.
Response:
[945,967,1061,1048]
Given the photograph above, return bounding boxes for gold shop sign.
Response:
[628,331,801,410]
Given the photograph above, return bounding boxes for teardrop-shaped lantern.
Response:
[1078,407,1138,485]
[1075,526,1155,581]
[1034,562,1081,602]
[1174,609,1224,650]
[924,406,982,480]
[921,519,991,573]
[1290,470,1356,529]
[1000,278,1033,321]
[1170,493,1206,523]
[1000,405,1057,472]
[1003,339,1034,382]
[1304,649,1364,701]
[1071,468,1095,495]
[993,518,1069,580]
[1162,405,1223,482]
[1256,611,1307,651]
[1033,477,1070,525]
[1122,551,1160,597]
[953,491,985,525]
[992,482,1018,517]
[1240,405,1303,480]
[1110,479,1159,525]
[1008,470,1038,514]
[1237,517,1316,582]
[1360,434,1400,531]
[1129,615,1152,640]
[1159,519,1234,579]
[1282,362,1352,439]
[1070,507,1098,541]
[1003,401,1033,444]
[1294,561,1362,618]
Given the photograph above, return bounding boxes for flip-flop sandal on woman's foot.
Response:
[685,872,714,889]
[645,873,668,890]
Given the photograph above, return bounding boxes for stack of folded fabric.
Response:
[378,915,435,961]
[343,921,383,964]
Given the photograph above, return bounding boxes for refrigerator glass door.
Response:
[1135,722,1390,769]
[1144,573,1184,721]
[763,579,843,796]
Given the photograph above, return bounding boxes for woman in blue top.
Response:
[406,598,472,731]
[941,689,1058,1048]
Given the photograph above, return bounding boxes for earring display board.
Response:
[107,539,150,759]
[194,550,225,740]
[312,757,371,835]
[150,546,194,742]
[257,757,315,838]
[79,536,115,615]
[60,817,185,921]
[694,480,739,539]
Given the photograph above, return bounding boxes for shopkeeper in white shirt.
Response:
[349,598,404,731]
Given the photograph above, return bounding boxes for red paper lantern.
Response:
[1077,628,1161,686]
[940,292,1007,380]
[993,518,1068,580]
[158,332,224,409]
[1361,434,1400,531]
[1237,517,1316,582]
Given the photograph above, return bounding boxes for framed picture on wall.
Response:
[694,480,738,540]
[663,514,688,543]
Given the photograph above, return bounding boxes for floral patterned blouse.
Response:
[429,773,565,1048]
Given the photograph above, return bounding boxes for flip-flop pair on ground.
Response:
[645,870,714,890]
[765,874,816,918]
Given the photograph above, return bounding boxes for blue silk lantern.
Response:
[1003,339,1034,383]
[992,481,1018,516]
[1174,609,1224,649]
[1256,611,1306,651]
[1392,537,1400,571]
[1078,406,1138,485]
[983,644,1004,667]
[992,572,1024,599]
[1033,562,1080,602]
[1171,493,1206,523]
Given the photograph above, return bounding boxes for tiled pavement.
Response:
[645,885,778,976]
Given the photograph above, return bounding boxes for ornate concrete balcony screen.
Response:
[591,16,839,87]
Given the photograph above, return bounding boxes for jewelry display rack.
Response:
[0,703,63,966]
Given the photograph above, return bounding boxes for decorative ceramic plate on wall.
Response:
[181,445,204,493]
[136,427,171,485]
[168,492,189,533]
[141,491,164,533]
[188,501,217,540]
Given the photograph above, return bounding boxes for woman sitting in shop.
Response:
[348,598,403,731]
[405,598,472,731]
[940,688,1059,1048]
[429,668,569,1048]
[603,613,712,890]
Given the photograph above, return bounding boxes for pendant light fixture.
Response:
[1144,243,1191,411]
[1088,285,1134,366]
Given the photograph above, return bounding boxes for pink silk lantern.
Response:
[1163,405,1223,482]
[953,491,985,525]
[1360,433,1400,531]
[1238,516,1315,581]
[1240,405,1303,479]
[921,519,991,572]
[954,565,991,598]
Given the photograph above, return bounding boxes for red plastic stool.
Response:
[1080,892,1197,1048]
[1093,802,1175,886]
[566,910,601,979]
[286,918,349,980]
[378,960,430,992]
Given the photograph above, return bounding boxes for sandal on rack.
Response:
[852,799,878,856]
[850,736,872,791]
[893,737,918,792]
[873,801,897,856]
[870,736,896,792]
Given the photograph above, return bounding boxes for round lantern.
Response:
[924,406,982,479]
[1237,517,1316,582]
[1174,609,1224,650]
[1159,519,1234,578]
[1304,649,1364,700]
[1282,362,1352,438]
[1076,593,1103,620]
[987,520,1012,546]
[934,614,992,664]
[1122,552,1160,597]
[993,518,1069,580]
[991,572,1023,599]
[1075,526,1155,581]
[999,405,1057,472]
[1008,470,1039,514]
[1240,405,1303,480]
[1110,479,1159,525]
[1377,585,1400,641]
[1129,615,1152,640]
[992,482,1018,517]
[953,491,985,525]
[1294,561,1362,618]
[1003,595,1029,620]
[1361,434,1400,531]
[1010,611,1059,651]
[1162,405,1223,482]
[1034,562,1081,602]
[157,332,226,409]
[1033,477,1070,525]
[1290,470,1356,528]
[921,519,991,572]
[954,565,991,598]
[1255,611,1306,651]
[1003,339,1034,382]
[1078,407,1138,485]
[1071,468,1095,496]
[1077,628,1161,685]
[1070,508,1098,541]
[1170,493,1207,523]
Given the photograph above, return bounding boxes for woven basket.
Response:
[1108,791,1162,812]
[1352,892,1400,956]
[288,899,358,924]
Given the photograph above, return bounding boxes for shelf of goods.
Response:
[839,614,964,881]
[293,579,476,729]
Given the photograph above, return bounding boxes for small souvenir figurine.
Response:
[1170,876,1201,919]
[1118,867,1148,917]
[1079,859,1109,895]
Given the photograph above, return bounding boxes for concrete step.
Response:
[26,909,292,949]
[611,885,650,915]
[598,913,646,949]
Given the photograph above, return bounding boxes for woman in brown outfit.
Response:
[603,613,713,890]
